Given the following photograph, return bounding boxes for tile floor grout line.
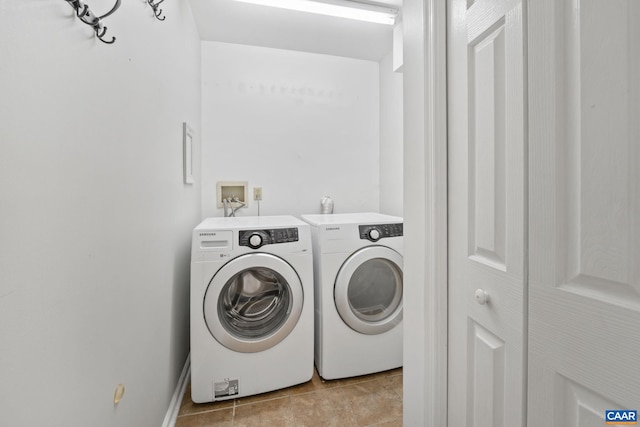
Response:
[234,394,291,408]
[287,390,298,427]
[175,406,234,419]
[341,388,358,427]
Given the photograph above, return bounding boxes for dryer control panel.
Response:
[359,223,403,242]
[239,228,299,249]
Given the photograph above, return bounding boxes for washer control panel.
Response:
[239,228,299,249]
[359,223,403,242]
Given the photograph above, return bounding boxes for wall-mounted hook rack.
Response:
[65,0,121,44]
[147,0,166,21]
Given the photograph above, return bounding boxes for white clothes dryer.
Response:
[301,213,403,380]
[190,216,314,403]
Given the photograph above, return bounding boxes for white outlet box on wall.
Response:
[216,181,248,208]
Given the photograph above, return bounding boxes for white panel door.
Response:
[528,0,640,425]
[447,0,526,426]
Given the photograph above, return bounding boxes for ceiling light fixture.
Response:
[233,0,398,25]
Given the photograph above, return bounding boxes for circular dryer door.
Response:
[203,253,304,353]
[334,246,403,335]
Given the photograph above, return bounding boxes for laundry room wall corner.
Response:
[379,50,404,218]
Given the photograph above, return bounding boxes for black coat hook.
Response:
[98,0,121,19]
[147,0,166,21]
[95,22,116,44]
[65,0,120,44]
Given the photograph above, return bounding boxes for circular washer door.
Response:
[204,253,304,353]
[334,246,403,335]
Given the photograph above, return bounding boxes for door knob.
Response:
[475,289,490,305]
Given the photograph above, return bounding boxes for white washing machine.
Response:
[190,216,314,403]
[301,213,403,380]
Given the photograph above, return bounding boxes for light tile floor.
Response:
[176,367,403,427]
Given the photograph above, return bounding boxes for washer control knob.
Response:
[248,233,263,249]
[368,228,381,241]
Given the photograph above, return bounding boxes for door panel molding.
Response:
[557,375,622,427]
[467,320,506,427]
[468,19,507,270]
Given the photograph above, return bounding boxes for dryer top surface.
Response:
[301,212,403,227]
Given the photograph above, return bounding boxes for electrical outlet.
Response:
[254,187,263,201]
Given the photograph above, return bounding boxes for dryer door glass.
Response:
[335,246,403,335]
[218,267,291,339]
[203,253,305,353]
[347,258,402,322]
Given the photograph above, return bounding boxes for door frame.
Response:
[402,0,448,425]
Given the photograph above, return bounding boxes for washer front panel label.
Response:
[214,378,239,398]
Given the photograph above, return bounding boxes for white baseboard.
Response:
[162,353,191,427]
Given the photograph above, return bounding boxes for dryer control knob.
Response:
[248,234,263,248]
[368,228,381,241]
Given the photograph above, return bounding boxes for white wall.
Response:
[200,41,381,218]
[379,52,404,217]
[0,1,201,426]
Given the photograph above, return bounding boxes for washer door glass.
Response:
[334,246,403,335]
[219,267,291,338]
[204,253,303,353]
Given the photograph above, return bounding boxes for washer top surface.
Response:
[301,213,402,226]
[195,215,307,231]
